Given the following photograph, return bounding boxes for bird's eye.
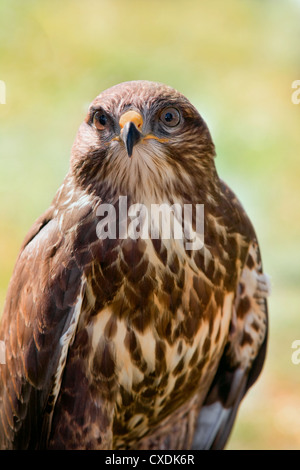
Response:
[160,107,181,127]
[93,111,108,130]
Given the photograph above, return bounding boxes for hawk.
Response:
[0,81,269,450]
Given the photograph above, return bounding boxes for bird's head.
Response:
[71,81,217,203]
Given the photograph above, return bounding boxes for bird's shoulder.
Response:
[217,179,256,240]
[0,177,102,449]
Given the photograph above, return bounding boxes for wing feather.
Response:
[0,182,97,449]
[192,182,270,450]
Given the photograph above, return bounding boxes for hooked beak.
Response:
[119,110,143,157]
[122,121,142,157]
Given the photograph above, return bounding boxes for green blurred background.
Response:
[1,0,300,449]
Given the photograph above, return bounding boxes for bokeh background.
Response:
[0,0,300,449]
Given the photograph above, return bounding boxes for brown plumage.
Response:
[0,81,269,449]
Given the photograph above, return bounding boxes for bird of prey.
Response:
[0,80,269,450]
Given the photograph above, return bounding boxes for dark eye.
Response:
[94,111,108,130]
[160,107,181,127]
